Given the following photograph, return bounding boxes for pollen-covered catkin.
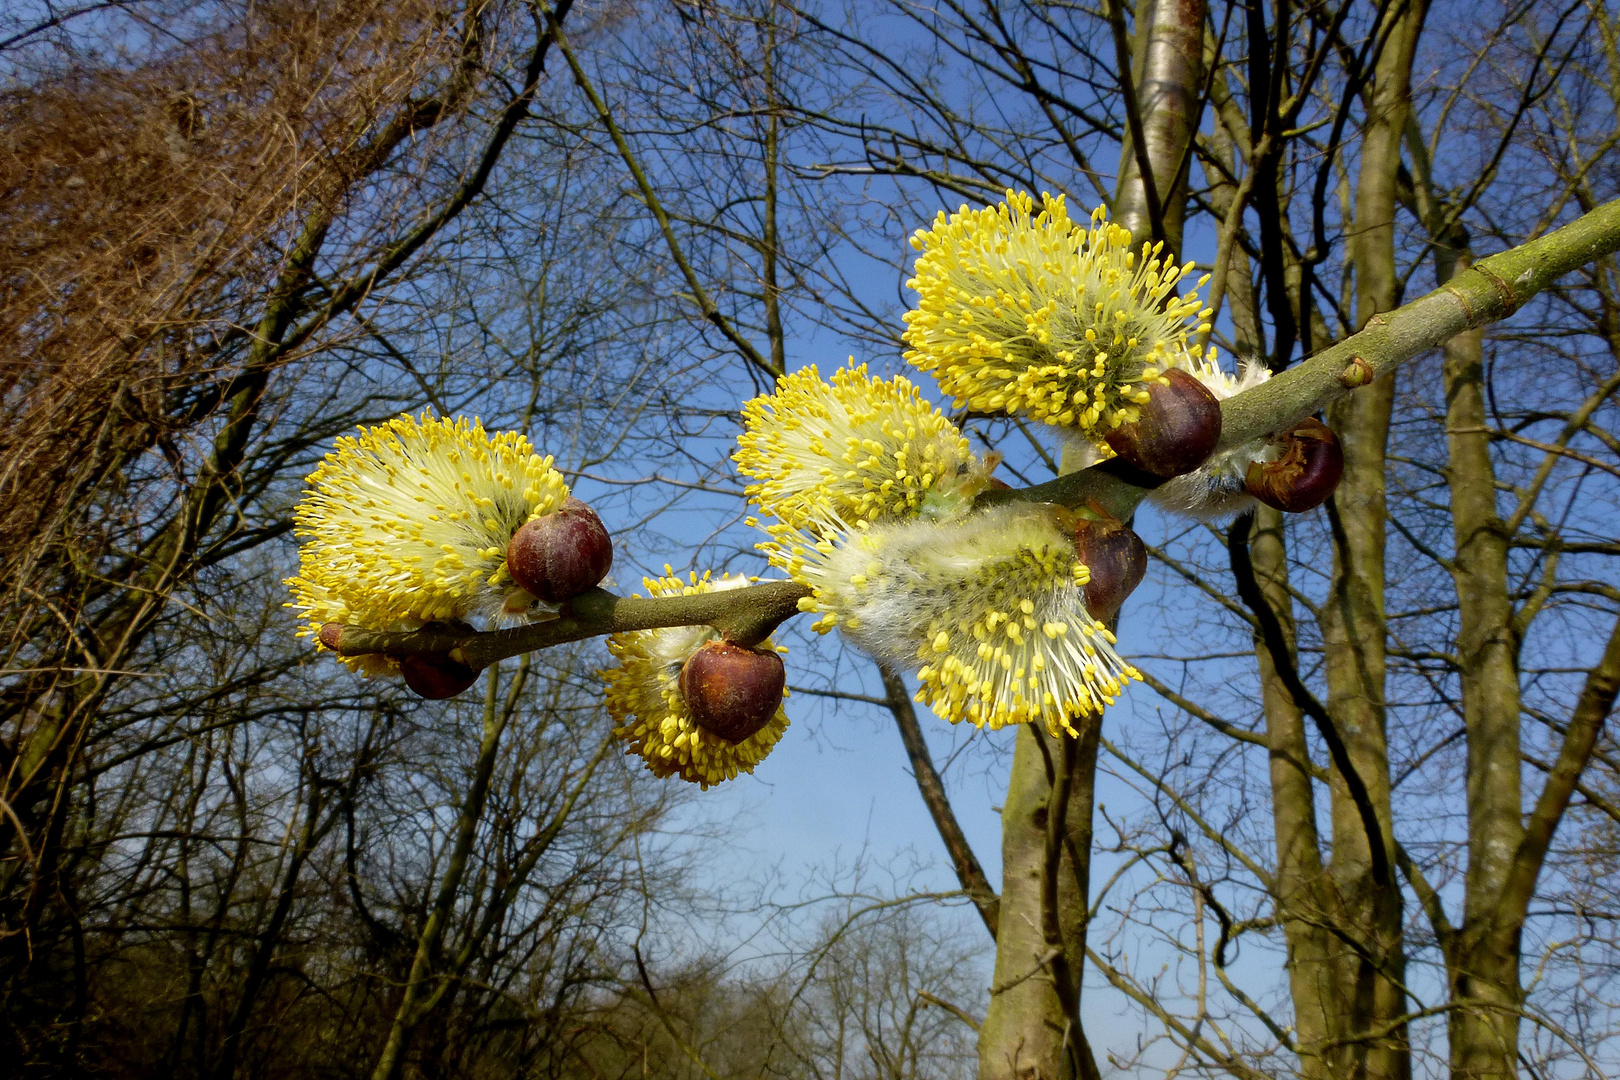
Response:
[761,503,1140,737]
[902,190,1214,440]
[285,412,571,671]
[734,360,990,531]
[603,572,791,788]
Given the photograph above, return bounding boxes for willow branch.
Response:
[326,581,809,667]
[326,198,1620,666]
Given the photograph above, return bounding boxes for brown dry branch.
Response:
[0,0,573,1005]
[0,0,469,635]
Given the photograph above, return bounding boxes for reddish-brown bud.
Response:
[399,653,481,699]
[1104,368,1223,478]
[506,497,613,604]
[678,640,786,744]
[1072,516,1147,623]
[318,623,346,651]
[1244,418,1344,513]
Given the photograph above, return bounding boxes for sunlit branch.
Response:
[542,3,781,381]
[328,196,1620,665]
[328,581,810,667]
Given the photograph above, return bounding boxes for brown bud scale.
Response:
[400,653,481,699]
[506,497,613,604]
[679,640,786,744]
[1072,515,1147,623]
[1104,368,1222,478]
[1339,356,1374,388]
[1245,417,1344,513]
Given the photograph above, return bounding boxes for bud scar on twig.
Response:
[1339,356,1375,388]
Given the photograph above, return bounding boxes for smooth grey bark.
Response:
[1319,4,1428,1076]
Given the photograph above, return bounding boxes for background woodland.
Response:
[2,1,1619,1078]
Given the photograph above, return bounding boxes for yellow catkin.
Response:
[285,411,571,672]
[758,504,1140,737]
[734,360,990,532]
[902,189,1215,437]
[603,572,791,788]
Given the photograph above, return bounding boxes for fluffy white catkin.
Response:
[766,502,1139,736]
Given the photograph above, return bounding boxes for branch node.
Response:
[1473,263,1520,319]
[1441,282,1476,322]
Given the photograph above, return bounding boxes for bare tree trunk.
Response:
[979,7,1208,1075]
[371,667,506,1080]
[1319,5,1428,1076]
[1112,0,1206,253]
[1205,114,1348,1074]
[1247,506,1346,1079]
[1439,243,1525,1080]
[978,724,1100,1080]
[1406,118,1527,1078]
